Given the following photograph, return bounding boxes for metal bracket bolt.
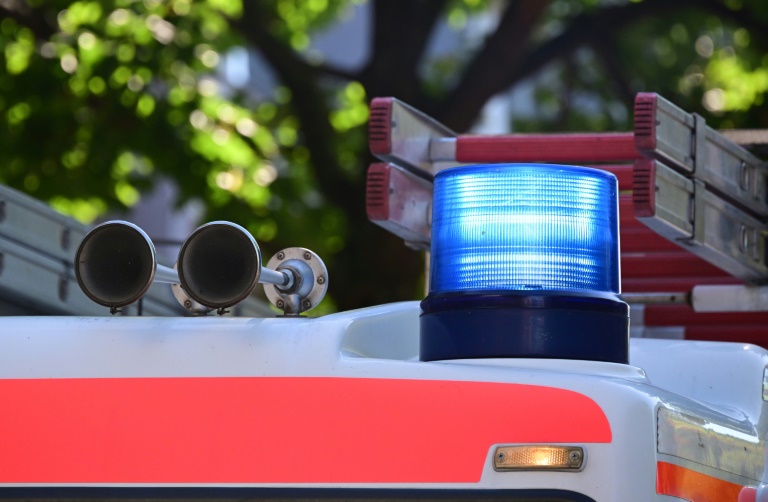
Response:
[264,247,328,316]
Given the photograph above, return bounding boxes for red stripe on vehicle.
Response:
[0,377,610,484]
[657,461,745,501]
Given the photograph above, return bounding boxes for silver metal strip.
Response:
[692,285,768,312]
[429,137,457,163]
[639,94,768,218]
[367,163,432,250]
[0,184,87,263]
[699,126,768,218]
[763,366,768,402]
[376,99,456,177]
[635,160,693,243]
[630,326,686,339]
[0,235,103,316]
[657,407,764,482]
[641,94,697,173]
[688,184,768,280]
[622,293,689,305]
[637,161,768,282]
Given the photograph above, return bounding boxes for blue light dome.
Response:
[429,164,620,295]
[421,164,628,364]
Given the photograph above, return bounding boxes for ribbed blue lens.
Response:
[430,164,620,294]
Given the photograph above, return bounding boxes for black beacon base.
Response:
[420,292,629,364]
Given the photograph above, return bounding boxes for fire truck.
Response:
[0,93,767,501]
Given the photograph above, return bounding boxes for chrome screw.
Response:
[740,161,750,190]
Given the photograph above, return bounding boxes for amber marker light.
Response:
[493,446,585,471]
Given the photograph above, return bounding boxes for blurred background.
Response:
[0,0,766,313]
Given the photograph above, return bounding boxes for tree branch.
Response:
[433,0,552,129]
[312,61,358,81]
[360,0,447,102]
[589,33,634,105]
[434,0,712,131]
[697,0,768,47]
[0,1,57,40]
[233,4,355,210]
[234,4,430,311]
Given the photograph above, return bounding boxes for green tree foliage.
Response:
[1,0,766,311]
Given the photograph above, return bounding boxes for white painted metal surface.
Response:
[0,302,765,500]
[693,284,768,312]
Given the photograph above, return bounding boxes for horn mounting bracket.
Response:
[264,247,328,316]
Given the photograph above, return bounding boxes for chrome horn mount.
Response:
[75,220,329,316]
[263,248,329,316]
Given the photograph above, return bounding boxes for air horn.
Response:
[75,220,328,315]
[75,221,170,313]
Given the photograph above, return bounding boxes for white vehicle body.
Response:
[0,303,765,501]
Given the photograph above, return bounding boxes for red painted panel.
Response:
[632,159,656,217]
[623,276,741,293]
[622,252,729,278]
[621,227,681,253]
[366,163,390,220]
[634,94,660,154]
[455,133,640,164]
[645,305,768,327]
[619,217,659,230]
[0,377,611,484]
[591,164,633,190]
[657,461,744,501]
[620,195,641,224]
[369,98,393,156]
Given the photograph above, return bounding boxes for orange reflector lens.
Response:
[493,446,584,471]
